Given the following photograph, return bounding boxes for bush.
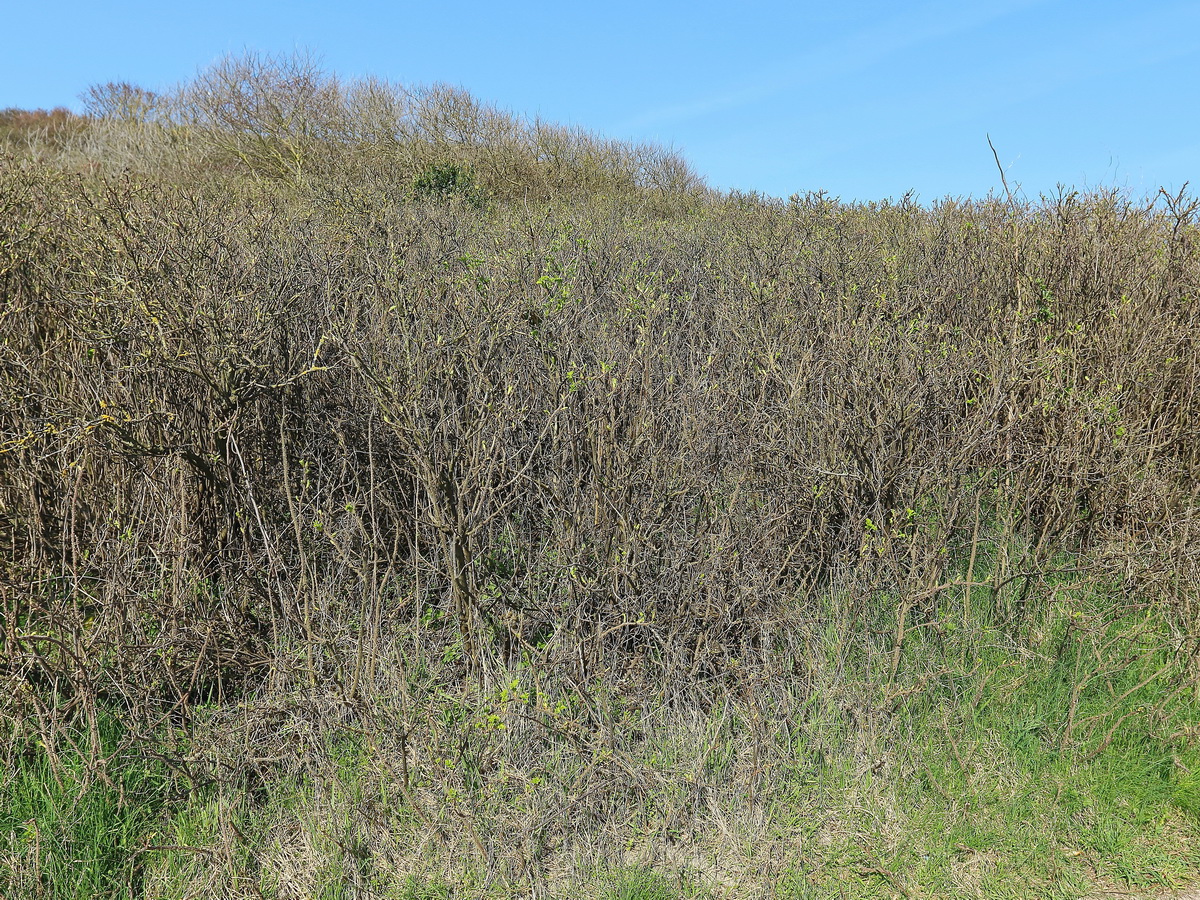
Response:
[411,161,484,206]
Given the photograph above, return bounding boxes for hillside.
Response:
[3,53,1200,899]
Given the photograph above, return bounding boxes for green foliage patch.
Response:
[0,715,167,900]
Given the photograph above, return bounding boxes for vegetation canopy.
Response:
[2,52,1200,899]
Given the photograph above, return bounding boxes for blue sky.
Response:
[3,0,1197,202]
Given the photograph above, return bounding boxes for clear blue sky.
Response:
[3,0,1197,202]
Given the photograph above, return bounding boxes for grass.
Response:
[602,867,697,900]
[0,714,167,900]
[6,593,1189,899]
[5,539,1199,899]
[771,601,1200,900]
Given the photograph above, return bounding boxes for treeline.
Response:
[3,51,702,208]
[0,105,87,151]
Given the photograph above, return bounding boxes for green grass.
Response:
[6,599,1200,899]
[601,867,677,900]
[776,603,1200,899]
[0,714,167,900]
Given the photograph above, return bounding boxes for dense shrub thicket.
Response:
[3,53,1200,898]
